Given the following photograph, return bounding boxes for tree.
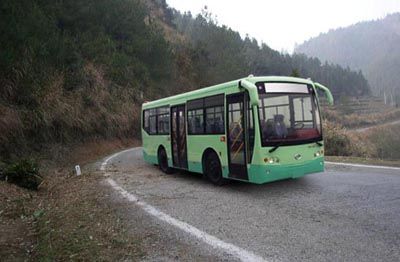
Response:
[291,69,300,77]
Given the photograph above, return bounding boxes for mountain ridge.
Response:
[295,13,400,103]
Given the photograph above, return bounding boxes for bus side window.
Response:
[187,94,224,135]
[143,110,150,133]
[204,95,224,134]
[188,108,204,134]
[157,106,170,134]
[205,106,224,134]
[149,109,157,135]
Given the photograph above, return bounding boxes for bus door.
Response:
[171,104,188,169]
[226,93,249,180]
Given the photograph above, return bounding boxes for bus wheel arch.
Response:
[202,148,227,185]
[157,145,174,174]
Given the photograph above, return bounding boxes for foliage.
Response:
[0,0,374,161]
[172,10,371,97]
[1,159,42,190]
[322,121,374,157]
[323,121,353,156]
[0,0,172,159]
[290,69,300,77]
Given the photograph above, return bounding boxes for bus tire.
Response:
[158,147,174,174]
[204,151,228,186]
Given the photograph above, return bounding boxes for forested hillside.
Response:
[171,10,370,98]
[0,0,370,160]
[295,13,400,104]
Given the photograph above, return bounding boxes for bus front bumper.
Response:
[247,157,325,184]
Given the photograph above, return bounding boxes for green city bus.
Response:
[141,75,333,185]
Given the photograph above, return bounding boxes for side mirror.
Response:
[239,79,260,106]
[314,82,334,105]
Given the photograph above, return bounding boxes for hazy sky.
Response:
[166,0,400,53]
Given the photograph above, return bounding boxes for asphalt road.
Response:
[102,147,400,262]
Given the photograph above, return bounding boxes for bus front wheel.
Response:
[158,147,174,174]
[204,151,227,186]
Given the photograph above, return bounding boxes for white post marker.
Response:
[75,165,81,176]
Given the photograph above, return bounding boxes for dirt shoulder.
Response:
[1,141,221,261]
[0,139,145,261]
[32,168,146,260]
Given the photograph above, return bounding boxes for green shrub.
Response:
[1,159,43,190]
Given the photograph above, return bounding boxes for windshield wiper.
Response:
[269,143,282,153]
[316,141,323,146]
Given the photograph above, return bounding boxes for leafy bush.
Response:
[323,121,352,156]
[1,159,43,190]
[323,121,375,157]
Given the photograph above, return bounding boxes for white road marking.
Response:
[100,148,137,171]
[325,161,400,171]
[101,148,268,262]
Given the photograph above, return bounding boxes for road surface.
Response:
[100,147,400,262]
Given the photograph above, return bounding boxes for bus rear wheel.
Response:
[204,152,227,186]
[158,147,174,174]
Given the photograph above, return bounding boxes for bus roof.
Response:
[142,76,314,109]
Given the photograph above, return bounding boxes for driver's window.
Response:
[293,96,313,128]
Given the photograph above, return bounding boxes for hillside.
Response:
[295,13,400,104]
[0,0,371,160]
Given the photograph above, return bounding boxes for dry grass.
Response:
[0,182,36,260]
[0,105,26,157]
[324,120,400,161]
[323,107,400,128]
[39,138,140,170]
[365,124,400,160]
[323,121,375,157]
[0,62,142,160]
[0,138,144,261]
[33,171,145,261]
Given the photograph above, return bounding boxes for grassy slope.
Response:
[295,13,400,100]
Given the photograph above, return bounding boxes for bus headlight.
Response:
[314,149,324,157]
[264,157,279,163]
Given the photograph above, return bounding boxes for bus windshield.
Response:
[258,84,322,146]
